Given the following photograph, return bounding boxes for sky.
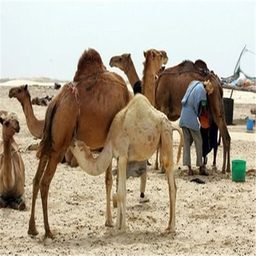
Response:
[0,0,255,81]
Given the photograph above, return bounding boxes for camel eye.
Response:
[119,57,122,61]
[18,89,21,93]
[4,121,10,127]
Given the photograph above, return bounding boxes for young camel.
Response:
[9,85,78,167]
[0,112,26,210]
[27,48,132,239]
[111,49,171,205]
[71,94,181,232]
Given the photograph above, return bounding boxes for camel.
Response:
[109,51,168,94]
[142,49,168,107]
[110,49,171,205]
[27,48,132,239]
[109,53,140,92]
[8,85,78,167]
[0,112,26,210]
[71,94,182,232]
[31,95,53,106]
[9,84,44,139]
[155,60,231,173]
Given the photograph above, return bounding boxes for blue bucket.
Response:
[247,119,254,131]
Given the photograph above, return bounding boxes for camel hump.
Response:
[195,59,209,75]
[74,48,106,81]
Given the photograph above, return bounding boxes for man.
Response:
[179,80,214,175]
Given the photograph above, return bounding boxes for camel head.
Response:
[9,84,31,103]
[203,80,214,95]
[160,50,169,65]
[143,49,168,75]
[195,59,209,76]
[0,112,20,139]
[70,139,92,159]
[109,53,131,72]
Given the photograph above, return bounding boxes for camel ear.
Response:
[24,84,28,90]
[143,51,147,58]
[127,53,131,58]
[0,117,4,125]
[151,51,155,58]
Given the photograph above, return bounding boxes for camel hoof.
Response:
[44,231,54,239]
[105,220,114,228]
[28,228,39,237]
[199,170,208,176]
[18,201,26,211]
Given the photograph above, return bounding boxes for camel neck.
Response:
[142,69,156,106]
[21,97,43,138]
[125,59,140,89]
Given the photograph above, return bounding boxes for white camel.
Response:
[71,94,182,232]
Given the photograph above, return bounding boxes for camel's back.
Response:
[109,94,165,158]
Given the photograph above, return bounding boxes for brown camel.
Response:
[27,48,131,238]
[0,112,26,210]
[109,53,140,91]
[9,85,44,139]
[155,60,230,173]
[31,95,53,106]
[109,51,168,94]
[71,94,182,232]
[8,85,78,167]
[142,49,168,106]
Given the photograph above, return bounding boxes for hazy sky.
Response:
[0,0,255,81]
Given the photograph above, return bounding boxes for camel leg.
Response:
[166,168,176,232]
[220,127,231,173]
[105,163,114,227]
[40,152,60,239]
[28,155,48,236]
[161,120,176,232]
[139,171,149,203]
[116,156,127,231]
[154,148,159,170]
[212,146,218,171]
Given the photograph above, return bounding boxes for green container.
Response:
[232,159,246,182]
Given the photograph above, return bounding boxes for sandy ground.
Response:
[0,83,255,256]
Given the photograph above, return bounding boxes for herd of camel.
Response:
[0,48,231,239]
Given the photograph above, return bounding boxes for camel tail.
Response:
[172,125,183,164]
[36,99,58,159]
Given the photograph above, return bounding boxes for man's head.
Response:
[203,80,214,95]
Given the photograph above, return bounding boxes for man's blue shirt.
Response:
[179,81,207,131]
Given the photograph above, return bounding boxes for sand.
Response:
[0,82,255,256]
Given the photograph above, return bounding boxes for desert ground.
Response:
[0,81,255,256]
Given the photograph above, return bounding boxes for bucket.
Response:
[247,118,254,131]
[232,159,246,182]
[223,98,234,125]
